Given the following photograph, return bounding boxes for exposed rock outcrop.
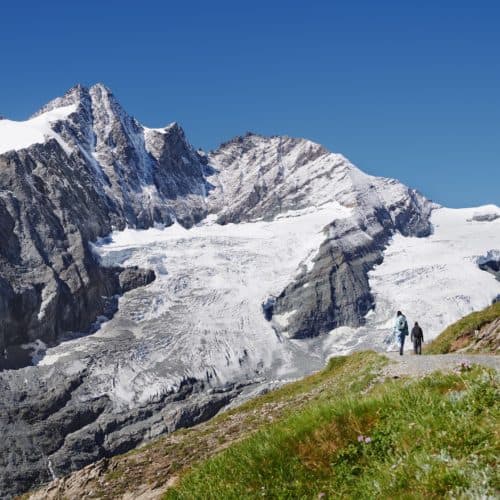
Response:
[478,250,500,281]
[207,133,433,338]
[0,360,239,498]
[449,316,500,353]
[0,89,438,498]
[0,84,208,359]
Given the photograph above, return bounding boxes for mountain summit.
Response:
[0,84,210,356]
[0,84,434,353]
[0,84,498,498]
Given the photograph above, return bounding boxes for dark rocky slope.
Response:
[0,89,437,498]
[0,362,239,497]
[0,84,208,360]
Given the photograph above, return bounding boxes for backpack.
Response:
[397,315,409,336]
[401,316,409,336]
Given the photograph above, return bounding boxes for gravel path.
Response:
[381,352,500,379]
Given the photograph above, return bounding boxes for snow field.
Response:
[323,206,500,355]
[40,203,351,406]
[0,105,77,154]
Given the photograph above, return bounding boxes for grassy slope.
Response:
[54,352,385,498]
[166,364,499,499]
[425,302,500,354]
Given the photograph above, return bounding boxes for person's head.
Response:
[414,321,419,326]
[397,311,402,316]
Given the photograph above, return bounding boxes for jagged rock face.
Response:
[478,250,500,281]
[0,84,208,356]
[208,133,433,338]
[207,134,332,223]
[0,141,117,352]
[38,84,208,228]
[0,89,438,498]
[0,360,238,498]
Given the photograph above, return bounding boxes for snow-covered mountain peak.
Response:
[31,83,118,116]
[1,84,210,231]
[29,83,135,139]
[88,82,135,131]
[216,133,331,167]
[0,83,140,158]
[206,134,344,221]
[206,132,433,230]
[90,82,114,97]
[144,121,180,135]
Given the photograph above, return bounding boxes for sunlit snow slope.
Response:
[368,206,500,340]
[1,83,498,498]
[39,203,500,407]
[38,204,351,405]
[0,104,77,154]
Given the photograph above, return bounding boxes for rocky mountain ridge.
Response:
[0,83,471,499]
[0,84,209,358]
[207,133,433,338]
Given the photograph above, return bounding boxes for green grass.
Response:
[165,364,499,499]
[213,351,385,420]
[57,351,385,499]
[425,302,500,354]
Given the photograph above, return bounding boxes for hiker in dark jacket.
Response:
[411,322,424,355]
[393,311,409,355]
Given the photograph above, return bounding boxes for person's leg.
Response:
[399,334,405,355]
[413,340,418,354]
[417,339,422,355]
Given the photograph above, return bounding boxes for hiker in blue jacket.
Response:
[393,311,409,355]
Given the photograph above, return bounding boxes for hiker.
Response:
[393,311,409,355]
[411,321,424,355]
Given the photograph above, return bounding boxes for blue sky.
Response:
[1,0,498,207]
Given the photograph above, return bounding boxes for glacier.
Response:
[39,203,354,405]
[0,83,499,498]
[35,203,500,410]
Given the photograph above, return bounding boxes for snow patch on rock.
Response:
[0,104,77,154]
